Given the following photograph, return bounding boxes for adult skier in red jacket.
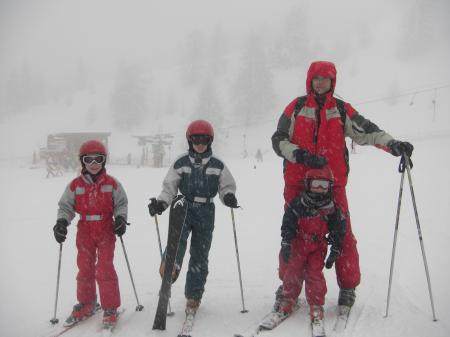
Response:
[271,61,414,312]
[53,140,128,328]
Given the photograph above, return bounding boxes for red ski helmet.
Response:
[79,140,107,157]
[186,120,214,141]
[304,167,334,193]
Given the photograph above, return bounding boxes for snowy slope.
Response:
[1,134,449,337]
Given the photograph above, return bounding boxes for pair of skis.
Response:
[47,307,125,337]
[234,303,351,337]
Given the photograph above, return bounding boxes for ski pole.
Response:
[230,208,248,313]
[50,243,63,324]
[154,215,174,316]
[385,155,437,321]
[404,156,437,321]
[385,166,405,318]
[119,236,144,311]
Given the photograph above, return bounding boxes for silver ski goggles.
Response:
[82,154,106,165]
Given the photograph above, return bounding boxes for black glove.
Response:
[325,245,340,269]
[148,198,168,217]
[388,140,414,157]
[280,241,291,264]
[114,216,128,237]
[223,193,239,208]
[53,218,68,243]
[294,149,327,168]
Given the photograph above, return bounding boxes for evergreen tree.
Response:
[208,25,228,77]
[110,62,149,131]
[194,78,223,127]
[271,7,311,69]
[231,32,276,127]
[179,31,206,86]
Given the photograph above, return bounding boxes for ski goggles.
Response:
[309,179,331,190]
[82,154,106,165]
[190,135,212,146]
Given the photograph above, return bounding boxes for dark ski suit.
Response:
[158,148,236,300]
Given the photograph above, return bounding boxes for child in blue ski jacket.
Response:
[148,119,238,314]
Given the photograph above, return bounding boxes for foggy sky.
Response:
[2,0,449,79]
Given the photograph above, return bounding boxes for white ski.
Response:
[234,300,303,337]
[333,305,351,333]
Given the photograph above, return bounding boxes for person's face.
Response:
[190,135,211,154]
[82,154,105,175]
[193,143,207,153]
[312,76,332,95]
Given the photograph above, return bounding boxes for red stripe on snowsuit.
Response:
[70,171,121,309]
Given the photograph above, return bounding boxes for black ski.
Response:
[152,195,188,330]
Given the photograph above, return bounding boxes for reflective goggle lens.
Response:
[82,155,105,165]
[190,135,211,145]
[310,179,330,190]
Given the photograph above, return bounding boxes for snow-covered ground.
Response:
[0,134,449,337]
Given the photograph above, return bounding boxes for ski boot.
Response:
[64,301,100,327]
[177,299,200,337]
[278,297,296,316]
[102,308,118,330]
[272,284,284,312]
[310,305,326,337]
[338,288,355,314]
[185,298,201,316]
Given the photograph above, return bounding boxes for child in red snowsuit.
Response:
[52,140,129,328]
[278,168,346,335]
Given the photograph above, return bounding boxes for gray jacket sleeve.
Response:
[57,184,76,224]
[113,179,128,220]
[271,113,299,163]
[158,161,182,205]
[218,163,237,203]
[344,111,394,148]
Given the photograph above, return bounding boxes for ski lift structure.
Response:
[40,132,111,171]
[134,133,174,168]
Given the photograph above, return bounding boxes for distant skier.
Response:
[255,148,263,163]
[271,60,414,316]
[148,120,238,317]
[52,140,128,329]
[278,167,346,336]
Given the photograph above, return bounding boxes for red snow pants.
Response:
[279,184,361,289]
[282,235,328,308]
[76,220,120,309]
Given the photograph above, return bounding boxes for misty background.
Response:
[0,0,449,159]
[1,2,450,336]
